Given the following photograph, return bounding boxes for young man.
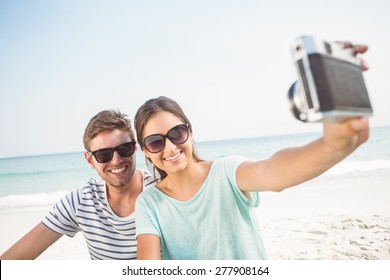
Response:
[0,110,157,260]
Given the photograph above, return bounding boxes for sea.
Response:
[1,126,389,213]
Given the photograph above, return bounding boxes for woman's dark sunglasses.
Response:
[142,124,189,153]
[88,141,136,163]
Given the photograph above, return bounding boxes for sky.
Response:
[0,0,389,158]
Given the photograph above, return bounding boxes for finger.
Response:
[352,44,368,54]
[352,118,370,145]
[359,58,369,71]
[350,117,369,131]
[338,41,368,53]
[342,41,354,48]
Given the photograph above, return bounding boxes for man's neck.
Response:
[106,169,143,217]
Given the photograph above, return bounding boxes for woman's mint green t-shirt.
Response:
[135,156,267,259]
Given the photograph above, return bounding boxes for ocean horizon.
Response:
[1,126,389,213]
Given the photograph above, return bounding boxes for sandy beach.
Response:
[1,172,389,260]
[0,209,90,260]
[258,174,390,260]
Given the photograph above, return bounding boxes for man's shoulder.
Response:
[66,178,105,198]
[139,169,159,190]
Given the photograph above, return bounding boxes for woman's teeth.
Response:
[164,152,181,161]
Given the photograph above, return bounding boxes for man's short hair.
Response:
[83,109,134,151]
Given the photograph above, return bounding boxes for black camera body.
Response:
[288,35,373,122]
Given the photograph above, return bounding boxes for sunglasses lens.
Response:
[144,135,165,153]
[92,142,135,163]
[143,124,189,153]
[94,149,114,163]
[168,124,189,144]
[116,142,135,157]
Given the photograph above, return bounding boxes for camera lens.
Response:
[288,81,308,122]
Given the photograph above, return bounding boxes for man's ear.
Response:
[84,152,95,169]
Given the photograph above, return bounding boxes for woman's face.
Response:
[142,111,193,176]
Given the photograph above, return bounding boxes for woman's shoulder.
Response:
[212,155,249,166]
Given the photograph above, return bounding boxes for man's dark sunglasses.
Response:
[88,141,136,163]
[142,124,189,153]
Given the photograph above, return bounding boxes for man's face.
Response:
[85,129,136,189]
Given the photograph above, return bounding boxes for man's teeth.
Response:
[111,167,126,174]
[165,152,181,161]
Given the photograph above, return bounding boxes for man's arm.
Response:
[0,222,62,260]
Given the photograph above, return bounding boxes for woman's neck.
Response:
[158,160,212,201]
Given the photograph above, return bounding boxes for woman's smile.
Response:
[163,151,182,162]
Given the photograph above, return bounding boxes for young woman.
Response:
[133,45,370,260]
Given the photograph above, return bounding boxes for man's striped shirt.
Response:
[42,170,157,260]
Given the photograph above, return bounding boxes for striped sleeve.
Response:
[41,172,158,259]
[42,188,81,237]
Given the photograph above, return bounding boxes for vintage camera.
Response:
[288,35,373,122]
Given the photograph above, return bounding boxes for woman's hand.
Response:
[322,117,369,156]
